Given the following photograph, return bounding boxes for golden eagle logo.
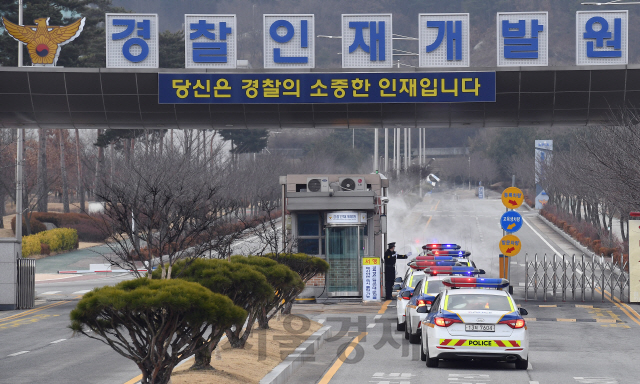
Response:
[2,17,85,66]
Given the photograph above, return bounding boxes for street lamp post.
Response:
[468,156,471,190]
[18,0,23,67]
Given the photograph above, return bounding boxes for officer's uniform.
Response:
[384,243,397,300]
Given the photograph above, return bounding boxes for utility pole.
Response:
[16,129,23,242]
[374,128,379,173]
[18,0,23,67]
[468,156,471,190]
[384,128,388,173]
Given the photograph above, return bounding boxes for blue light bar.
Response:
[429,250,471,257]
[442,277,510,289]
[423,244,462,250]
[424,266,484,276]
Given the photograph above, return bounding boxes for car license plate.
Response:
[465,324,495,332]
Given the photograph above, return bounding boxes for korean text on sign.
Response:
[106,13,158,68]
[497,12,548,67]
[342,14,393,68]
[158,72,496,104]
[264,15,315,68]
[419,13,469,68]
[576,11,628,66]
[185,15,237,68]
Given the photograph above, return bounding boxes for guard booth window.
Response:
[297,213,324,255]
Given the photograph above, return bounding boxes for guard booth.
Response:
[282,174,388,299]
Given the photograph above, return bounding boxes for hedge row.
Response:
[12,212,108,243]
[11,217,47,235]
[540,205,628,268]
[22,228,79,258]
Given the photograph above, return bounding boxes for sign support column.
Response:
[630,212,640,303]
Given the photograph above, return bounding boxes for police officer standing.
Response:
[384,242,397,300]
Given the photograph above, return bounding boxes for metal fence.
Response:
[17,258,35,309]
[524,253,629,303]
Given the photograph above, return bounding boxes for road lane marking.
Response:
[378,302,390,315]
[367,323,376,328]
[7,351,29,357]
[72,290,91,295]
[522,218,563,256]
[0,301,70,324]
[432,200,440,211]
[123,374,142,384]
[425,215,432,230]
[607,292,640,323]
[596,288,640,327]
[318,332,368,384]
[50,339,66,344]
[40,291,62,295]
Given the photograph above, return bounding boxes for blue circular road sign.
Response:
[500,211,523,233]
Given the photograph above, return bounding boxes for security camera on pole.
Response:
[499,186,524,294]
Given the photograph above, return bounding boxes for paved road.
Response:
[0,273,140,384]
[3,189,640,383]
[288,189,640,384]
[35,244,115,274]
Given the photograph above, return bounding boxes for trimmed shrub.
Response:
[40,243,51,255]
[21,228,78,258]
[22,236,42,257]
[11,216,47,235]
[26,212,108,243]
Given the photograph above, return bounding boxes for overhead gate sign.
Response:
[159,71,495,104]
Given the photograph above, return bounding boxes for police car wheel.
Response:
[396,317,405,332]
[409,328,420,344]
[515,357,528,370]
[420,341,427,361]
[425,339,438,368]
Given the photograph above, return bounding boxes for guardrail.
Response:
[524,253,629,303]
[17,258,35,309]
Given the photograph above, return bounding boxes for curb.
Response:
[537,214,597,258]
[259,324,332,384]
[536,213,629,293]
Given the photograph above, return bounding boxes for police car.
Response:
[420,277,529,369]
[414,255,476,269]
[395,268,424,331]
[404,266,485,344]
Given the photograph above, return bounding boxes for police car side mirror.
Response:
[392,284,402,291]
[394,277,403,283]
[417,306,429,314]
[519,308,528,316]
[478,269,486,275]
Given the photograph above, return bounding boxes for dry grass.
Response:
[171,315,322,384]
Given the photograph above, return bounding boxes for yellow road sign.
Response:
[501,187,524,209]
[499,234,521,257]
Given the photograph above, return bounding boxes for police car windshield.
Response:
[409,276,421,288]
[446,294,512,311]
[425,280,444,294]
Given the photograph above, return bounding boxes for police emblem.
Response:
[2,17,85,66]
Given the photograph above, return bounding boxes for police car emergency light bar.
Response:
[422,244,461,250]
[442,277,509,289]
[428,250,471,257]
[423,266,486,276]
[409,260,458,270]
[415,255,457,261]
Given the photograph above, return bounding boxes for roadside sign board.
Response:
[500,211,523,233]
[363,257,381,302]
[501,187,524,209]
[630,213,640,302]
[499,234,521,257]
[478,186,484,199]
